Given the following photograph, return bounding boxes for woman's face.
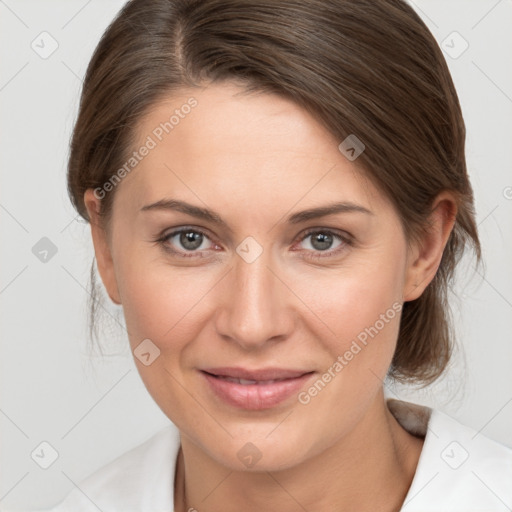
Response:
[89,81,423,471]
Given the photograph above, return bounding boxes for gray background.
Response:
[1,0,511,510]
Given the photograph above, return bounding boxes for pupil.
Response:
[181,231,202,250]
[312,232,332,251]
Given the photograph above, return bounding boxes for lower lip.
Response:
[200,371,315,410]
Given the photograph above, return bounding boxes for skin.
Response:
[84,81,456,512]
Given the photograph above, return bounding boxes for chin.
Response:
[198,429,314,473]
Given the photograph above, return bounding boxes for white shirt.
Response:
[44,399,512,511]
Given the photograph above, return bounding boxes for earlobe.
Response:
[83,189,122,305]
[403,191,457,302]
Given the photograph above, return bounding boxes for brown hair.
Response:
[68,0,481,385]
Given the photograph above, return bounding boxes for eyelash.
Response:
[154,226,353,260]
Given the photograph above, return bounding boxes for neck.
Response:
[174,391,424,512]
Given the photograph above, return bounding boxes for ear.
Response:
[403,191,457,302]
[83,189,122,305]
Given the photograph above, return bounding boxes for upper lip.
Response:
[201,367,313,381]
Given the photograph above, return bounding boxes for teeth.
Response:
[216,375,282,385]
[239,379,259,385]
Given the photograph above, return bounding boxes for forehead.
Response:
[114,82,385,216]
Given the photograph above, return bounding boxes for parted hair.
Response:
[67,0,481,385]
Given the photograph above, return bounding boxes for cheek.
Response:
[115,252,187,345]
[289,268,403,443]
[114,255,211,425]
[293,250,406,377]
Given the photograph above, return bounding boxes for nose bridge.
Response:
[215,238,291,349]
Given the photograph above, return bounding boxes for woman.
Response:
[47,0,512,510]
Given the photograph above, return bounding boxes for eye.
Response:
[154,226,352,260]
[294,228,352,259]
[155,227,217,258]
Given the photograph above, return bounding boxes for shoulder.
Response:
[45,424,181,512]
[398,401,512,511]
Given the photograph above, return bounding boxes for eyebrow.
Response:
[140,198,373,228]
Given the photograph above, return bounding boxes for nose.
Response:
[214,243,295,351]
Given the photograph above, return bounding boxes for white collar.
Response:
[52,399,512,511]
[387,398,512,511]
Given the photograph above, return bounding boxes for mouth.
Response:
[199,367,316,410]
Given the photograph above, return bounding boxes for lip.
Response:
[200,367,315,410]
